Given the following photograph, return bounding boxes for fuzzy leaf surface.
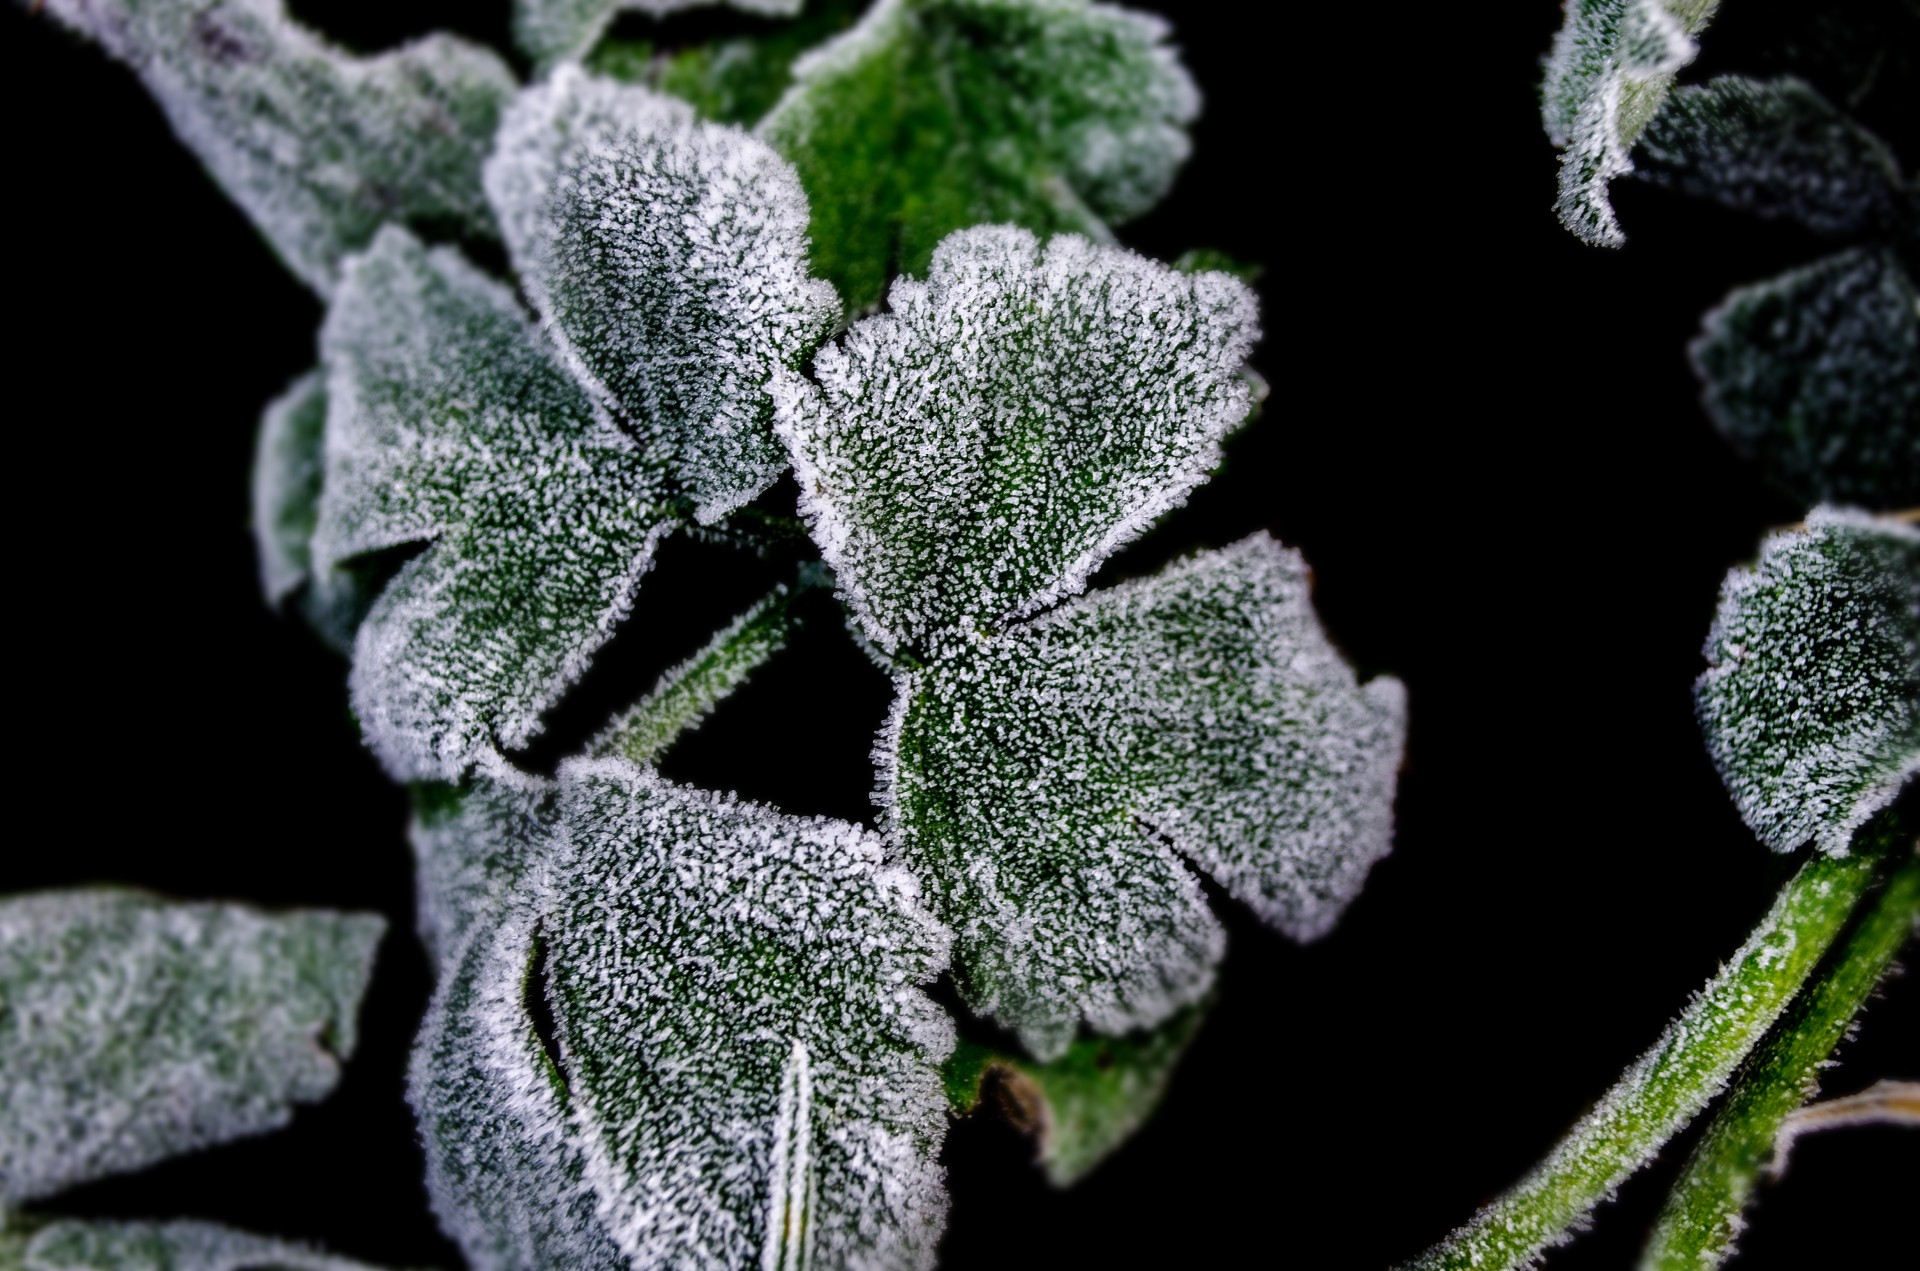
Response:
[1696,508,1920,856]
[1635,76,1914,239]
[514,0,805,69]
[1541,0,1720,246]
[773,225,1259,655]
[1692,249,1920,508]
[884,537,1406,1057]
[758,0,1198,309]
[313,226,676,782]
[0,892,382,1204]
[410,760,556,972]
[38,0,514,296]
[413,761,955,1269]
[486,69,838,523]
[19,1220,395,1271]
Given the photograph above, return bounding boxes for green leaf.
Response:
[757,0,1199,310]
[1695,508,1920,856]
[36,0,515,296]
[409,761,555,972]
[772,225,1261,656]
[1541,0,1721,246]
[485,69,839,524]
[641,0,866,126]
[312,226,677,782]
[411,760,954,1268]
[20,1219,398,1271]
[944,1002,1206,1186]
[0,891,383,1205]
[884,535,1405,1057]
[1692,249,1920,508]
[1643,846,1920,1270]
[1635,76,1914,240]
[513,0,806,70]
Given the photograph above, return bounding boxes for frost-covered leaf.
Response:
[313,226,677,782]
[945,1001,1205,1186]
[624,0,864,126]
[485,68,838,523]
[0,891,383,1205]
[37,0,515,296]
[412,760,954,1269]
[883,536,1407,1058]
[1696,508,1920,856]
[758,0,1199,310]
[410,760,556,973]
[772,225,1259,655]
[1634,76,1914,239]
[1692,249,1920,508]
[514,0,806,70]
[1541,0,1721,246]
[19,1219,396,1271]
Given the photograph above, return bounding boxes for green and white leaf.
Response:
[758,0,1199,309]
[1635,76,1914,240]
[884,536,1406,1058]
[0,891,382,1205]
[1696,508,1920,856]
[486,69,839,524]
[410,757,556,973]
[412,760,954,1269]
[514,0,805,71]
[1541,0,1720,246]
[1691,249,1920,508]
[37,0,515,296]
[18,1219,396,1271]
[604,0,864,127]
[313,226,677,782]
[772,225,1260,656]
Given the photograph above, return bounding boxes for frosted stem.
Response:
[1641,838,1919,1270]
[1405,831,1902,1271]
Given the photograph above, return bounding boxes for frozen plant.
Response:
[7,2,1407,1267]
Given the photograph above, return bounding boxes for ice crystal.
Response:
[312,226,677,782]
[412,761,954,1269]
[0,891,382,1204]
[1635,77,1913,240]
[410,757,556,972]
[514,0,805,70]
[1541,0,1720,246]
[1691,249,1920,509]
[486,68,839,523]
[18,1220,392,1271]
[772,226,1259,655]
[1696,508,1920,856]
[758,0,1199,309]
[37,0,514,296]
[881,536,1406,1057]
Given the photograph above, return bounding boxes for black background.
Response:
[5,2,1914,1268]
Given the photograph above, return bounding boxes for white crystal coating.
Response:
[313,226,677,782]
[21,1219,392,1271]
[410,753,557,973]
[1696,507,1920,855]
[882,536,1407,1058]
[487,68,839,523]
[39,0,515,296]
[0,891,383,1204]
[772,225,1259,654]
[514,0,806,70]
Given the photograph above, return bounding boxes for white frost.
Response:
[21,1219,394,1271]
[514,0,806,70]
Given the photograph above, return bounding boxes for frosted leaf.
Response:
[1690,249,1920,509]
[19,1220,394,1271]
[1541,0,1720,246]
[0,891,383,1205]
[37,0,515,297]
[412,759,954,1269]
[486,69,839,523]
[1696,508,1920,856]
[882,536,1407,1058]
[772,226,1259,655]
[944,1001,1205,1186]
[514,0,806,70]
[312,226,677,782]
[1635,77,1914,240]
[410,757,556,973]
[602,0,865,128]
[757,0,1200,309]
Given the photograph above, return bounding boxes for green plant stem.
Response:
[1641,841,1920,1270]
[1405,838,1899,1271]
